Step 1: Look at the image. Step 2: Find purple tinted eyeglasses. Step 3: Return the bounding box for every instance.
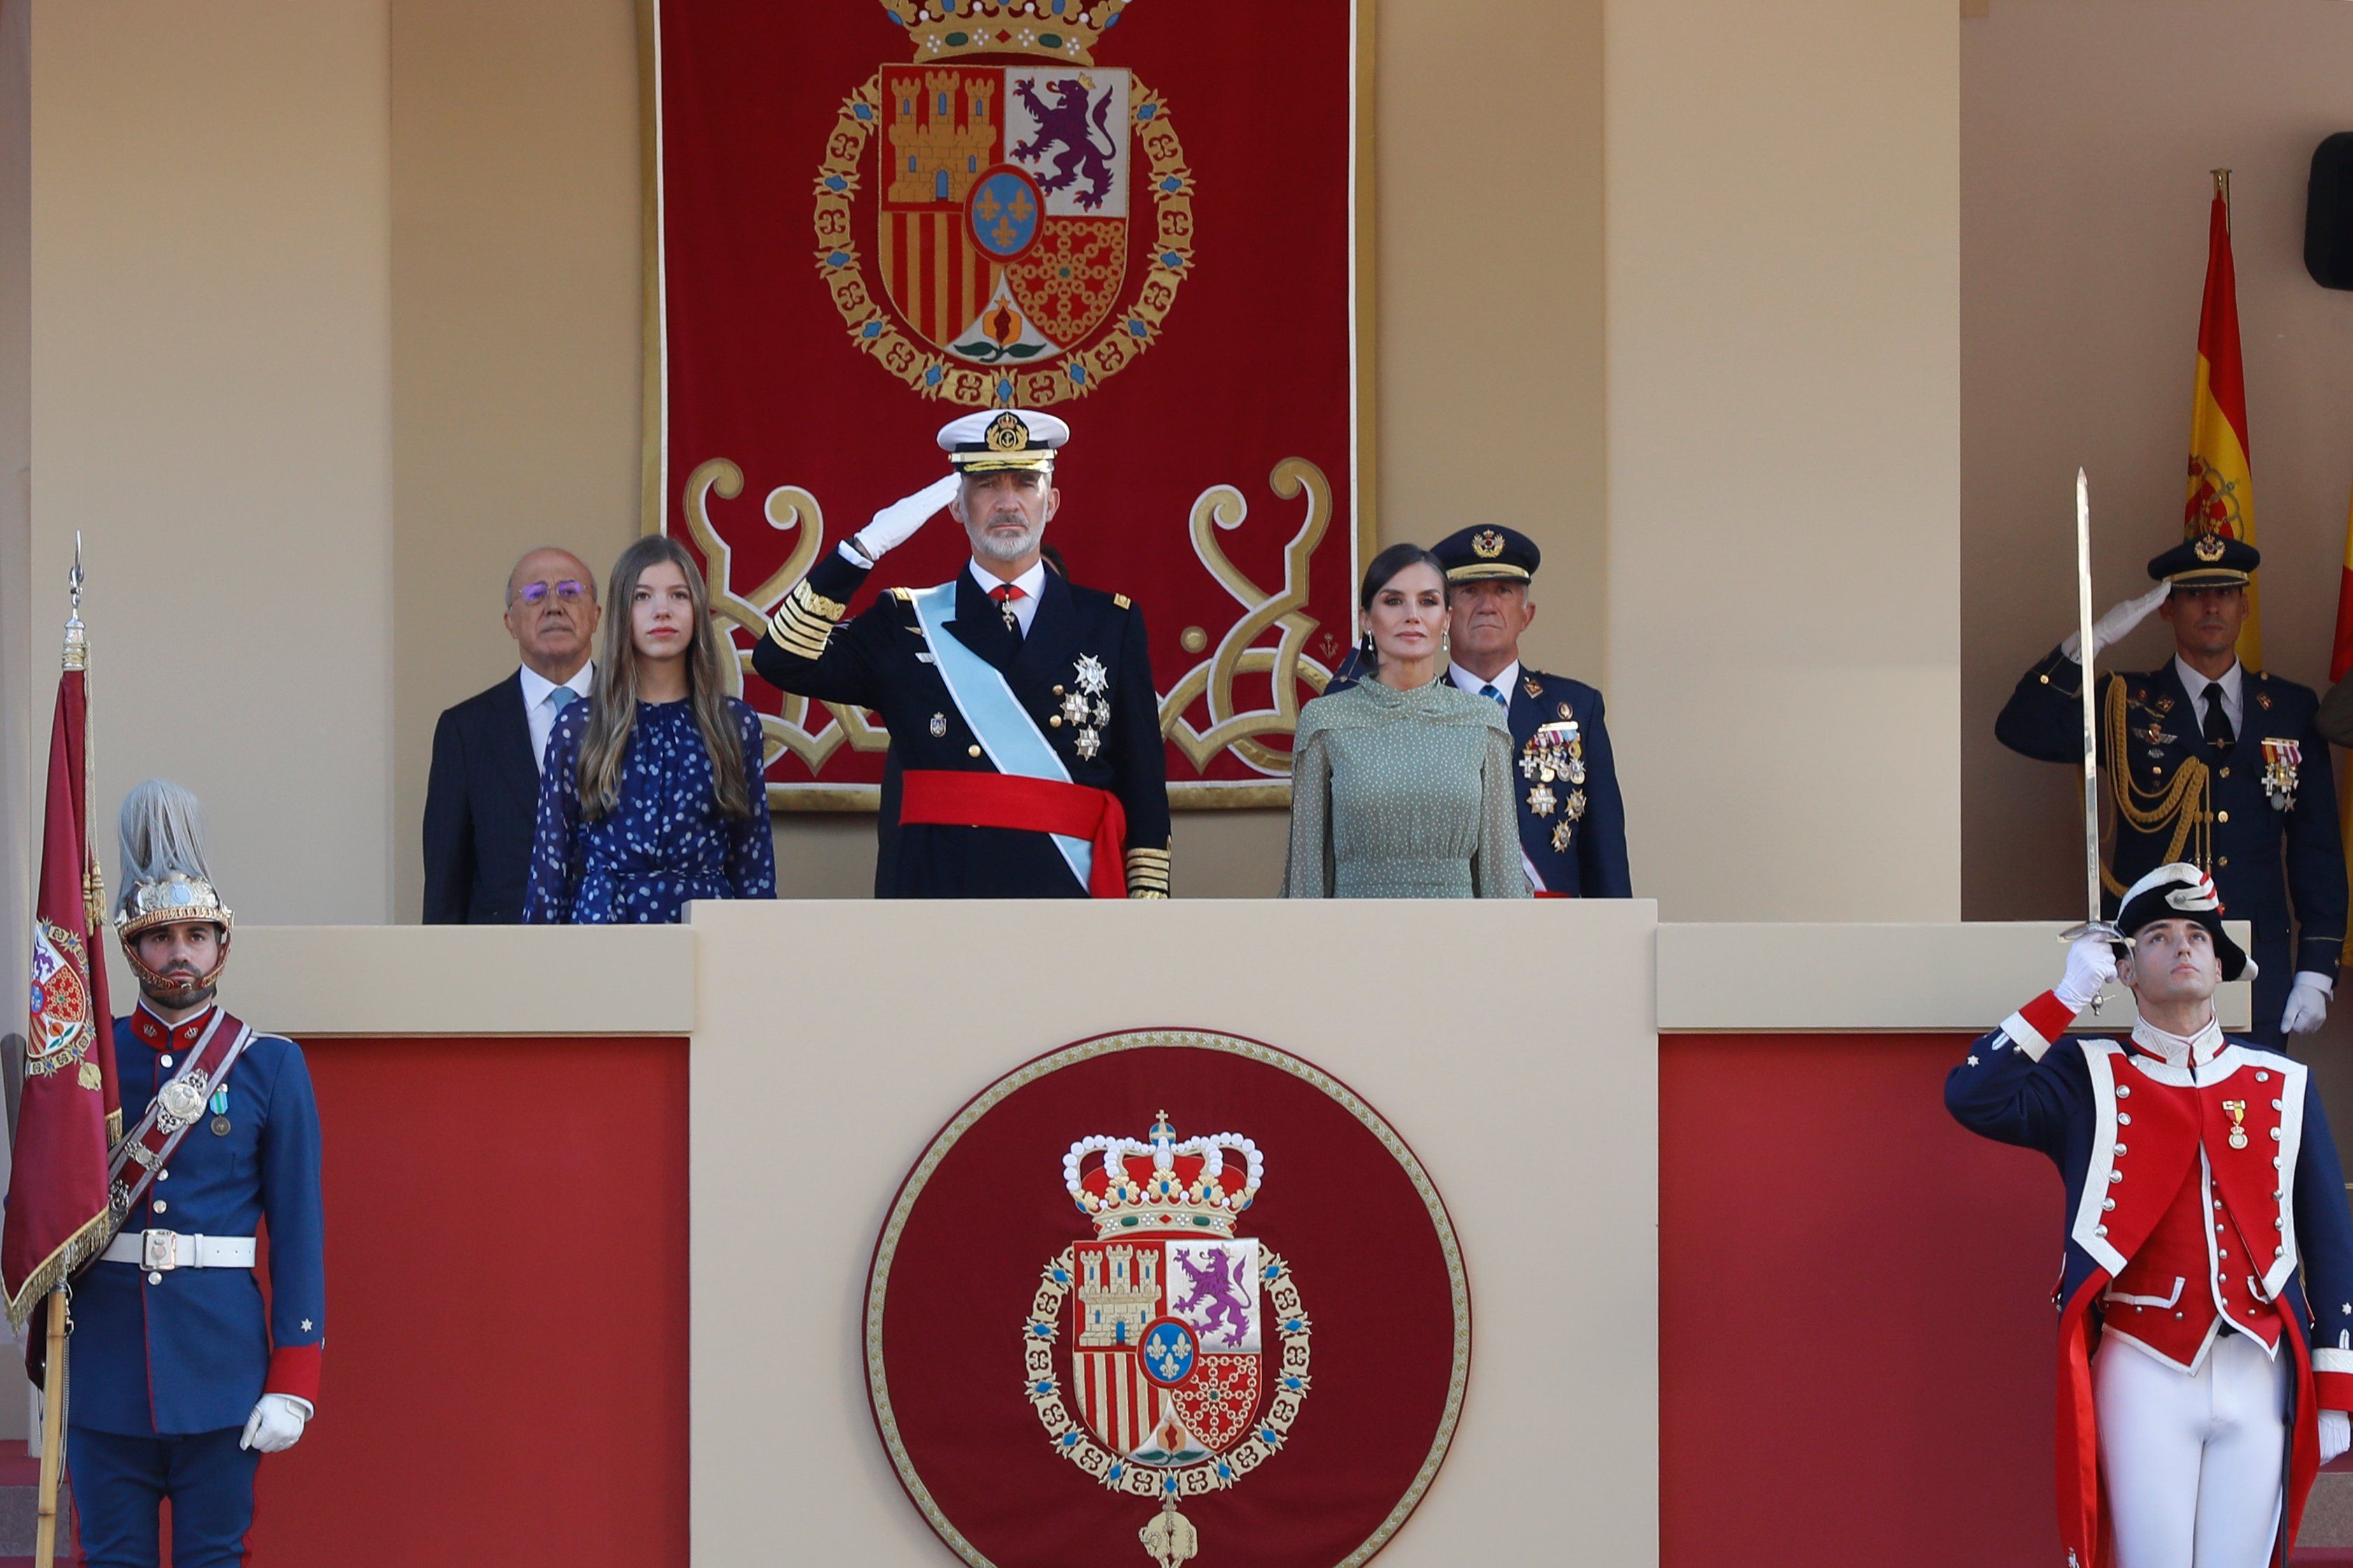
[515,580,589,606]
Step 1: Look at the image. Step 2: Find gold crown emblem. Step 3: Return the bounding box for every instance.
[1062,1111,1262,1239]
[2193,531,2226,563]
[878,0,1133,64]
[1471,529,1506,560]
[987,410,1029,451]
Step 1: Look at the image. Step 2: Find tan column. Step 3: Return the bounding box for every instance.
[31,0,395,921]
[1603,0,1961,920]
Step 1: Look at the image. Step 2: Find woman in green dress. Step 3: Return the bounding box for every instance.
[1283,544,1527,898]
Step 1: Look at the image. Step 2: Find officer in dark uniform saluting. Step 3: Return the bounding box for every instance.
[1428,525,1631,897]
[71,781,325,1568]
[1996,528,2345,1044]
[749,409,1171,898]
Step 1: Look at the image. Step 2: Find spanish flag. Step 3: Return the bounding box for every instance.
[2186,177,2259,666]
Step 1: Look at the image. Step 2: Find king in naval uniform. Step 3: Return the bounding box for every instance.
[1429,524,1629,898]
[749,410,1171,898]
[1996,528,2345,1045]
[1948,865,2353,1567]
[71,781,324,1568]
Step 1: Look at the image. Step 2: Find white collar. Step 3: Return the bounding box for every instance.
[1449,659,1522,703]
[2173,655,2241,711]
[520,661,593,708]
[2129,1010,2225,1070]
[968,558,1047,603]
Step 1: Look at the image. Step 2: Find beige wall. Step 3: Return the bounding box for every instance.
[0,0,29,1105]
[1604,0,1964,921]
[387,0,643,921]
[28,0,394,923]
[1961,0,2353,923]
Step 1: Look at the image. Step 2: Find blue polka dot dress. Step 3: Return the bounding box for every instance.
[523,696,776,923]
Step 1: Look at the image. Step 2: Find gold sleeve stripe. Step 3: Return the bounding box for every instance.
[1124,846,1171,897]
[766,580,849,657]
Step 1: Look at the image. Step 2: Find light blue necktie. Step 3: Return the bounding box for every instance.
[1479,683,1505,708]
[549,685,579,714]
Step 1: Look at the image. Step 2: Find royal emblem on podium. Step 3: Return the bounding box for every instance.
[815,0,1194,408]
[1023,1114,1311,1562]
[864,1030,1468,1568]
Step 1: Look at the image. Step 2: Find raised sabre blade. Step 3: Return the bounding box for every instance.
[2059,468,2124,988]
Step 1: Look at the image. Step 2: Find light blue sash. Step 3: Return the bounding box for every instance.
[906,583,1091,891]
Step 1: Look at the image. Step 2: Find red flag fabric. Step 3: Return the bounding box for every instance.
[2186,185,2260,666]
[3,663,120,1331]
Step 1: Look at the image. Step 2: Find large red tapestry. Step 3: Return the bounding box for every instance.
[865,1030,1470,1568]
[651,0,1366,807]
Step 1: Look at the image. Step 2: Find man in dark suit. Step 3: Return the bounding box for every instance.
[422,547,600,921]
[1430,524,1631,898]
[1996,528,2345,1044]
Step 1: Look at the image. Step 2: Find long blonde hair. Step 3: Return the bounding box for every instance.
[576,535,753,821]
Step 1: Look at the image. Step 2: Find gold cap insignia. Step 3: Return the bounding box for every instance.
[986,411,1028,452]
[2194,532,2226,563]
[1471,529,1506,560]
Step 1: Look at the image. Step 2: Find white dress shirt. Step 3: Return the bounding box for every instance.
[1445,660,1545,893]
[969,558,1048,636]
[2173,656,2243,740]
[519,661,594,774]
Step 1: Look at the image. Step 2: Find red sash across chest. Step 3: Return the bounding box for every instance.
[2096,1049,2291,1365]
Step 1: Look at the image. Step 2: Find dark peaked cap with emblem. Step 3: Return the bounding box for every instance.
[938,408,1070,474]
[1432,524,1541,584]
[2148,529,2259,590]
[2112,861,2253,981]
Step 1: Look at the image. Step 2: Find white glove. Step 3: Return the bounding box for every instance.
[847,473,961,563]
[2283,972,2334,1036]
[2060,583,2170,663]
[2055,932,2118,1014]
[2323,1409,2352,1466]
[240,1393,311,1453]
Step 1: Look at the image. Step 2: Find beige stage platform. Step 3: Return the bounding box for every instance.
[213,904,2247,1566]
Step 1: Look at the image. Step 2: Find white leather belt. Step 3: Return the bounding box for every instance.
[99,1230,257,1272]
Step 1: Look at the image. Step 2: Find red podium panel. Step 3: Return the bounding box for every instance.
[248,1035,689,1568]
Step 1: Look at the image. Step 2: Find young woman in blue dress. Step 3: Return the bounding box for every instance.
[524,536,775,923]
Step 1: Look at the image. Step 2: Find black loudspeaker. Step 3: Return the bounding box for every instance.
[2309,133,2353,289]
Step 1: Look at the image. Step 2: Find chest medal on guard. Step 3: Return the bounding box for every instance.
[2261,738,2301,811]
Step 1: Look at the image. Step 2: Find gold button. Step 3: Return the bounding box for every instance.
[1053,685,1065,695]
[1050,716,1063,727]
[2217,810,2229,823]
[2220,766,2231,778]
[2151,766,2161,776]
[968,745,982,758]
[2219,856,2230,868]
[2040,674,2051,684]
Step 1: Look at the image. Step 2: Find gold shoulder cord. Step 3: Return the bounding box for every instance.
[2099,675,2210,896]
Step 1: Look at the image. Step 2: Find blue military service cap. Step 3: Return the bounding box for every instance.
[2147,528,2259,590]
[938,408,1069,475]
[1431,524,1541,584]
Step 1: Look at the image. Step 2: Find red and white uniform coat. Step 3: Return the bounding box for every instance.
[1947,991,2353,1567]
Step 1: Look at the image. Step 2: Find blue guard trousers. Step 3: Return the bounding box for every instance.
[67,1425,259,1567]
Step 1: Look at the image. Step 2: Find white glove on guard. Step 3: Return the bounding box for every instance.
[848,473,961,563]
[2055,932,2119,1014]
[2322,1409,2351,1466]
[2283,972,2333,1037]
[2060,583,2170,664]
[240,1393,311,1454]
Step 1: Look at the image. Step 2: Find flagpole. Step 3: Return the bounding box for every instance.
[33,536,90,1568]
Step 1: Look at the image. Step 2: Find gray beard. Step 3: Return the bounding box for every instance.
[971,523,1041,563]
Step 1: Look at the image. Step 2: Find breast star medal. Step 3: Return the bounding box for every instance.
[2223,1100,2249,1149]
[1072,654,1110,760]
[1526,782,1557,817]
[1550,818,1575,853]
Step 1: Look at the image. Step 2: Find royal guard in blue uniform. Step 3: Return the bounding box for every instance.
[749,409,1171,898]
[1949,864,2353,1567]
[70,781,325,1567]
[1426,524,1629,897]
[1997,529,2345,1044]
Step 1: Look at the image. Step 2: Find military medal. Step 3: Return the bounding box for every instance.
[1526,782,1557,817]
[2223,1100,2249,1149]
[1072,654,1109,760]
[929,712,947,738]
[2261,738,2301,811]
[1550,818,1575,853]
[1061,691,1092,727]
[1075,728,1102,761]
[210,1086,230,1136]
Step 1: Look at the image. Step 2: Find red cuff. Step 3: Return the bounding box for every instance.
[2315,1369,2353,1415]
[2019,990,2077,1042]
[265,1343,322,1407]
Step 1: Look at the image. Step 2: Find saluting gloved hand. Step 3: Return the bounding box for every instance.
[240,1393,311,1454]
[2056,931,2119,1014]
[2060,583,2170,664]
[848,473,961,564]
[2323,1409,2352,1466]
[2283,972,2334,1037]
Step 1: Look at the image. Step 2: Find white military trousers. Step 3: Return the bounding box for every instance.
[2095,1330,2289,1568]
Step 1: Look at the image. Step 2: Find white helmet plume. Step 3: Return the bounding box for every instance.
[116,778,215,921]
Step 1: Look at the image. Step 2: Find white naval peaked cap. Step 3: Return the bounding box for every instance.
[937,408,1069,473]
